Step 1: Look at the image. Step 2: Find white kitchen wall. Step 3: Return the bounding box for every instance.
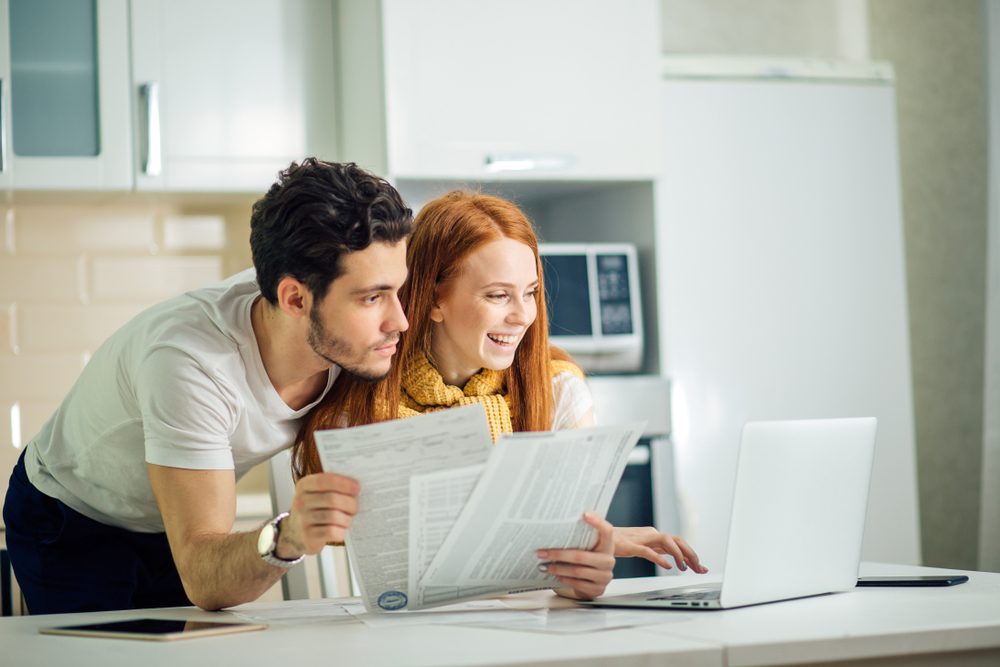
[0,196,257,523]
[660,0,869,60]
[868,0,988,571]
[980,0,1000,574]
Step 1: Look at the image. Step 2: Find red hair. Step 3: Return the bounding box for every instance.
[293,190,571,477]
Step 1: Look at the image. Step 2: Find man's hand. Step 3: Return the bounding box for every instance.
[276,472,360,560]
[537,512,616,600]
[148,464,360,610]
[612,526,708,573]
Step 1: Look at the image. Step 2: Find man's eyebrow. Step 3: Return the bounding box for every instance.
[350,284,396,295]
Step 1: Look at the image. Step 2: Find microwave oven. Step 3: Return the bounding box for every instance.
[538,243,643,373]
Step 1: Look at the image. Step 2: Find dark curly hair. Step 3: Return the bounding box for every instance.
[250,159,413,305]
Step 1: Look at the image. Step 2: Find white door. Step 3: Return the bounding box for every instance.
[130,0,337,192]
[657,63,921,568]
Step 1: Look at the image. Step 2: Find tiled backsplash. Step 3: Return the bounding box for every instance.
[0,196,266,524]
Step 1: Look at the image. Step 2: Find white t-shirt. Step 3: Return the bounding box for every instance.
[24,269,338,534]
[551,371,593,430]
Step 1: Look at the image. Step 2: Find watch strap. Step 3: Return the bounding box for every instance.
[260,512,305,568]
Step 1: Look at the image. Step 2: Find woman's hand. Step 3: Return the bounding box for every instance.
[537,512,615,600]
[613,526,708,573]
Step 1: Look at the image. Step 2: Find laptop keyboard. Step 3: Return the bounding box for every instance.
[649,588,721,601]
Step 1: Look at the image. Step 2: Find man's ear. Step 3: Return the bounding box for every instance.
[275,276,311,319]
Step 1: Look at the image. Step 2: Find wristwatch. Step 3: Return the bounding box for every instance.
[257,512,305,568]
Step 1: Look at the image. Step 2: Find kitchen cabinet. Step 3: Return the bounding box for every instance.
[0,0,133,190]
[130,0,337,192]
[339,0,662,180]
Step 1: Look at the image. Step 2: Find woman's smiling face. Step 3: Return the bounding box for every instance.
[429,237,539,388]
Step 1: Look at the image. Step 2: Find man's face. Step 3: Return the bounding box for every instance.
[307,240,409,382]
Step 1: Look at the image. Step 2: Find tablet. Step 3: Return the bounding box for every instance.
[856,575,969,587]
[39,618,268,641]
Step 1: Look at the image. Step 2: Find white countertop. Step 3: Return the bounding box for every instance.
[629,562,1000,666]
[3,562,998,667]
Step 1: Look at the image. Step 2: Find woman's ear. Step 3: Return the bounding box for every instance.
[429,303,444,323]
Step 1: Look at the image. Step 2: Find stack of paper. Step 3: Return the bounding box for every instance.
[314,404,643,612]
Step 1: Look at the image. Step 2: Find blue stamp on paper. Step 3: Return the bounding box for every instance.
[377,590,408,611]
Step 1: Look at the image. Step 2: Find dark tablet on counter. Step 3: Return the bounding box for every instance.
[39,618,268,641]
[857,575,969,587]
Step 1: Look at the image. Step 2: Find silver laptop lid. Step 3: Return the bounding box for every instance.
[720,417,878,609]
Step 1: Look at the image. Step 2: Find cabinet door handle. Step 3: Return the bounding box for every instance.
[140,82,161,176]
[485,153,576,172]
[0,79,6,174]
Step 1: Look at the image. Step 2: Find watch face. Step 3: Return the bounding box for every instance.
[257,522,276,557]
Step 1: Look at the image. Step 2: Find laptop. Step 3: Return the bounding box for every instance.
[578,417,878,610]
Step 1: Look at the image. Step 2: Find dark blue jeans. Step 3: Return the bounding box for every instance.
[3,450,191,615]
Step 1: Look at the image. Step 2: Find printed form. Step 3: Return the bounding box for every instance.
[314,405,493,613]
[315,403,644,612]
[413,425,643,609]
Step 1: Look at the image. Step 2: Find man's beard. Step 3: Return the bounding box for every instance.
[308,307,396,384]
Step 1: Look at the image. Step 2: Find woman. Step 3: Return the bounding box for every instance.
[295,191,705,598]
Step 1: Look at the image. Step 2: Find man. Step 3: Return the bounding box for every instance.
[3,159,412,614]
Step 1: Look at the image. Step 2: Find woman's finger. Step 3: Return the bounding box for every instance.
[537,549,615,573]
[537,513,618,599]
[543,558,614,600]
[653,534,690,571]
[673,536,709,573]
[582,512,615,553]
[551,576,607,600]
[615,540,673,569]
[540,559,613,583]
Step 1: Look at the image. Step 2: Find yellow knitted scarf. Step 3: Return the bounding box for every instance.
[399,351,584,441]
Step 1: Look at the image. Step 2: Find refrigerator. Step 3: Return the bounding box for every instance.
[656,57,922,569]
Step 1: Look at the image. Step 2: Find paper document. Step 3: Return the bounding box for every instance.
[408,464,484,599]
[413,424,643,609]
[316,404,644,613]
[313,404,494,613]
[346,599,537,628]
[460,607,682,634]
[227,599,361,624]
